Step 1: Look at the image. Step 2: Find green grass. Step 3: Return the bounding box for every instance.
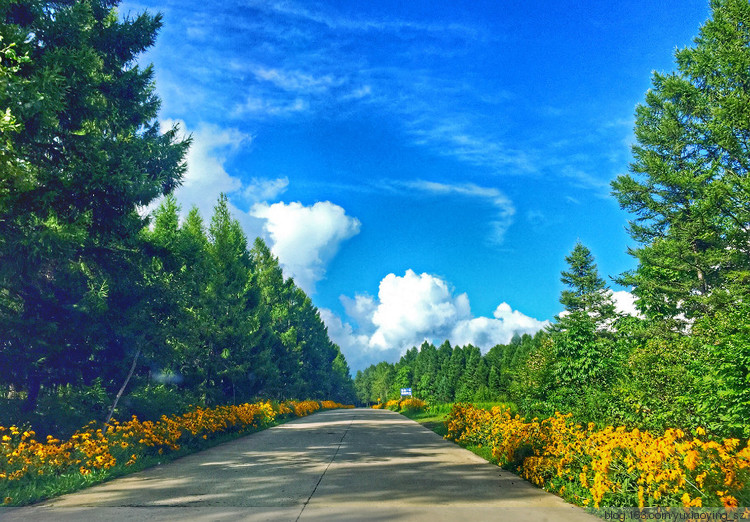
[471,401,518,415]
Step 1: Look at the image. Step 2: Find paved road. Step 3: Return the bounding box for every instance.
[1,408,598,521]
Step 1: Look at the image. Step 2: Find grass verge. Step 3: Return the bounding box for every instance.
[1,414,300,507]
[399,402,514,466]
[1,401,353,507]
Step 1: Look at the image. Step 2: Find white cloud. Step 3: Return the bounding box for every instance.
[250,201,361,294]
[345,85,372,100]
[253,67,343,93]
[451,303,548,350]
[340,294,378,335]
[369,270,472,350]
[318,308,395,373]
[242,177,289,203]
[408,119,535,173]
[561,166,612,198]
[401,180,516,244]
[323,270,548,372]
[233,96,309,117]
[146,120,357,296]
[159,119,249,220]
[611,290,641,317]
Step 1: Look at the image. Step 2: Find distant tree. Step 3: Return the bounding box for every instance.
[329,350,357,404]
[557,242,616,325]
[455,345,483,402]
[371,362,396,403]
[354,369,372,405]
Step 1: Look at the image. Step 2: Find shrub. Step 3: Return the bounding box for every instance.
[445,403,750,509]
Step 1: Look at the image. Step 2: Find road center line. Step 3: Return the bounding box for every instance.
[295,412,355,522]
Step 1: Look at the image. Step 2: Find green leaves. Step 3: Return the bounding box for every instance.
[0,0,189,410]
[612,0,750,322]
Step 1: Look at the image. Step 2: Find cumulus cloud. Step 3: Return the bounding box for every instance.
[611,290,641,317]
[318,308,394,373]
[250,201,361,294]
[163,119,249,220]
[146,120,359,296]
[369,270,472,350]
[323,270,548,372]
[340,294,378,335]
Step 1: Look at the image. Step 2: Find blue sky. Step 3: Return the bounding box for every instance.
[121,0,711,371]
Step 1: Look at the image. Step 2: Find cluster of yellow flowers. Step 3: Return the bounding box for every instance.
[399,397,427,413]
[445,403,750,509]
[1,399,351,503]
[320,400,353,410]
[371,397,426,413]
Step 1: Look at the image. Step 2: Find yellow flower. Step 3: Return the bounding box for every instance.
[721,495,739,509]
[683,450,699,471]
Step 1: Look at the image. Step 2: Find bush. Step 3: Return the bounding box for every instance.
[118,384,198,423]
[399,397,427,414]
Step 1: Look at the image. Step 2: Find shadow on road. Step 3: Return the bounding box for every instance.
[2,408,597,521]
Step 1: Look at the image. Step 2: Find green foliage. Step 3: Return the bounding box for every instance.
[0,0,189,411]
[558,242,615,321]
[118,384,198,423]
[610,335,704,433]
[611,0,750,322]
[692,302,750,438]
[358,0,750,442]
[0,1,356,433]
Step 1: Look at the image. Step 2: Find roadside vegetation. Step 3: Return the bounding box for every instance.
[444,403,750,510]
[359,0,750,511]
[1,1,359,507]
[1,400,353,506]
[0,0,356,444]
[356,0,750,441]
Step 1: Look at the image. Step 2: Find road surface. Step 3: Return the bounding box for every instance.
[1,408,598,521]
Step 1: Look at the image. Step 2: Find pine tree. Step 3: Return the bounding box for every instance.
[250,237,304,397]
[204,194,274,403]
[0,1,189,410]
[552,242,615,387]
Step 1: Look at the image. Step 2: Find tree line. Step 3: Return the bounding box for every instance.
[356,0,750,440]
[0,0,354,434]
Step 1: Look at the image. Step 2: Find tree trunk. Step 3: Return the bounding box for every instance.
[104,347,141,427]
[22,373,41,413]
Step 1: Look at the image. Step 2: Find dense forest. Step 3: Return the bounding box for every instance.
[0,0,355,435]
[356,0,750,440]
[2,0,750,445]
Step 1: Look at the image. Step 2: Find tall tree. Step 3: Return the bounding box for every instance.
[552,243,615,387]
[250,238,304,397]
[203,194,274,403]
[0,0,189,410]
[611,0,750,322]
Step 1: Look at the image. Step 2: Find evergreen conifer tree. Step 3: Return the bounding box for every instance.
[611,0,750,322]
